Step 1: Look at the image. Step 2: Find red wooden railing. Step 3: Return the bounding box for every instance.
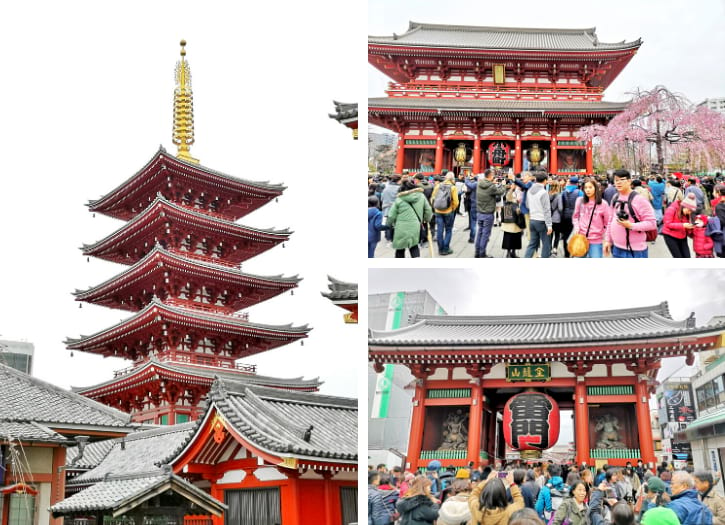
[183,516,212,525]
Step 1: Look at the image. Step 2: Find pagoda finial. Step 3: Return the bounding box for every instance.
[172,39,199,164]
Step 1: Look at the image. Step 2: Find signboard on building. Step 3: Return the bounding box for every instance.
[661,381,695,459]
[506,363,550,382]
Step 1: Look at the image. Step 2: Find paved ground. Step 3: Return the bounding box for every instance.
[374,212,679,258]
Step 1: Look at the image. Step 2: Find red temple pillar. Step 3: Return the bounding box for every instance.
[467,381,483,467]
[473,137,481,174]
[407,378,427,471]
[574,377,590,467]
[486,408,497,463]
[635,376,657,468]
[514,137,522,173]
[586,139,594,174]
[50,447,66,525]
[550,138,558,175]
[396,135,405,174]
[434,134,444,174]
[209,476,224,525]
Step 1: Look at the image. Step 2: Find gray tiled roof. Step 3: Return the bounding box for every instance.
[0,421,65,443]
[73,358,322,395]
[70,422,198,485]
[370,22,641,52]
[321,275,358,301]
[210,379,357,463]
[369,97,629,114]
[66,439,117,469]
[51,471,226,516]
[329,101,358,123]
[0,364,131,436]
[369,302,725,346]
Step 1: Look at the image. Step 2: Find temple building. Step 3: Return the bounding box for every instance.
[67,41,315,425]
[369,22,642,175]
[321,276,358,324]
[368,303,725,470]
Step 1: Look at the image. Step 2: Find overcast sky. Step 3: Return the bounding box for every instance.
[368,0,725,132]
[0,2,364,399]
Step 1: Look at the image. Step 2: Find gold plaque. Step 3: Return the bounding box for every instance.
[493,64,505,85]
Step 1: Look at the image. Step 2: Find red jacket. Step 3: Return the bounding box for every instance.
[662,200,691,239]
[692,215,714,255]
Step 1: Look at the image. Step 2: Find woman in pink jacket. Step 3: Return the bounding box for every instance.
[662,193,697,258]
[572,179,612,258]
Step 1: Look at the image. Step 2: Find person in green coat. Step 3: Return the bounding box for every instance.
[552,480,590,525]
[387,178,433,258]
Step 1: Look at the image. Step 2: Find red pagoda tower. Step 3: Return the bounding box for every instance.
[67,41,315,425]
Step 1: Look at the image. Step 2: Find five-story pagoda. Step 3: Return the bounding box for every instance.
[67,41,315,425]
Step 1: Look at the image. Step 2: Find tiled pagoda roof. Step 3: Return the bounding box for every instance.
[88,147,285,221]
[321,275,358,302]
[65,298,310,356]
[66,438,117,470]
[369,97,630,115]
[0,363,132,441]
[73,357,322,397]
[370,22,642,52]
[51,471,226,518]
[73,244,300,312]
[368,302,725,347]
[81,194,290,266]
[70,422,198,485]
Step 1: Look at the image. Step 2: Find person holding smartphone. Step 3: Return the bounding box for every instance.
[469,470,524,525]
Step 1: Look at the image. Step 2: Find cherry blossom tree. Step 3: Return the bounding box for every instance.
[579,86,725,172]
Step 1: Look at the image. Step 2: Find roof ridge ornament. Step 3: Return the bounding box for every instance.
[173,40,199,164]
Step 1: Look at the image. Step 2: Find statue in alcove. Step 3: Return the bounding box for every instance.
[595,414,627,449]
[438,409,469,450]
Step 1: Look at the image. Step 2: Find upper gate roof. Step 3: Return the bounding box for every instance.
[370,22,642,52]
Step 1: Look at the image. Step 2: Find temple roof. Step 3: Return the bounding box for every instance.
[82,194,290,266]
[51,471,226,518]
[369,302,725,347]
[88,147,285,221]
[70,422,198,485]
[369,96,630,115]
[329,101,358,125]
[204,378,357,464]
[66,438,117,470]
[370,22,642,52]
[65,298,310,356]
[74,244,300,312]
[73,357,322,396]
[321,275,358,302]
[0,363,132,441]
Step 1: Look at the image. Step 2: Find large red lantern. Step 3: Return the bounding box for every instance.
[503,392,560,451]
[487,141,511,167]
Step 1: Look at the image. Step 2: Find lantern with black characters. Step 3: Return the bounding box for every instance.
[503,391,560,451]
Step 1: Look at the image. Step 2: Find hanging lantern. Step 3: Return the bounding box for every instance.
[503,392,560,451]
[454,143,468,165]
[487,142,511,168]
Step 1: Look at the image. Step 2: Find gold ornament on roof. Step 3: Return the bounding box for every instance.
[173,39,199,164]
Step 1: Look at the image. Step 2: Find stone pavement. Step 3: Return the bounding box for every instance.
[374,212,678,258]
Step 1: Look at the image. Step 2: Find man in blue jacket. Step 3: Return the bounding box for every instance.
[666,471,713,525]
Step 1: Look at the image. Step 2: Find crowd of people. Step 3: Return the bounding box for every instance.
[368,459,724,525]
[368,170,725,258]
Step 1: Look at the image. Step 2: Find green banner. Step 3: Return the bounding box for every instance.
[372,292,405,418]
[506,363,550,382]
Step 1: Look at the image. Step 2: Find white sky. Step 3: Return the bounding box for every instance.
[368,0,725,132]
[0,2,365,399]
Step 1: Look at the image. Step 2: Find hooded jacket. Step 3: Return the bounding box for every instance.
[387,188,433,250]
[535,476,567,518]
[476,178,505,214]
[396,495,440,525]
[527,183,552,229]
[437,493,472,525]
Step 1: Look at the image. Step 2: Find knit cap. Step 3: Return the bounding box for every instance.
[641,506,680,525]
[455,468,470,479]
[681,192,698,211]
[427,460,441,472]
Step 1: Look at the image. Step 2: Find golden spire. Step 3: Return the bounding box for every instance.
[172,39,199,164]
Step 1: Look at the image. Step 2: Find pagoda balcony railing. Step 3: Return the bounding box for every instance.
[163,297,246,318]
[113,354,257,377]
[385,81,604,101]
[168,249,240,269]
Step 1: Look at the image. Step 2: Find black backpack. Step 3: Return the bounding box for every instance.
[612,192,658,243]
[561,190,579,221]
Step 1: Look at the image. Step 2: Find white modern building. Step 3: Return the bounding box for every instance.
[698,97,725,114]
[0,339,34,374]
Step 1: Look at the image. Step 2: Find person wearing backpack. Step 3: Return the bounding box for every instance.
[551,480,589,525]
[558,176,584,258]
[604,170,657,258]
[430,173,460,256]
[536,464,567,522]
